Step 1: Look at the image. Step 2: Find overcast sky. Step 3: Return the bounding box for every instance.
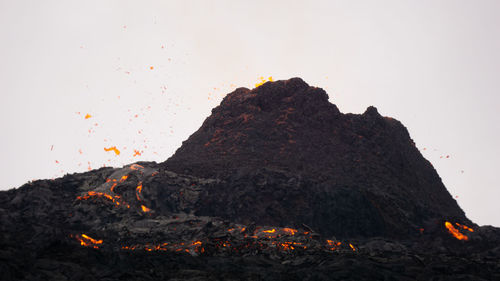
[0,0,498,227]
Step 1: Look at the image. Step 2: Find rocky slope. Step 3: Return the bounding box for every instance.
[163,78,468,238]
[1,78,499,280]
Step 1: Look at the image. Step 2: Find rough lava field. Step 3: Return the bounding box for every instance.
[1,78,499,280]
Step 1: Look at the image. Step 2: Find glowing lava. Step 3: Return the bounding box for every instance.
[455,222,474,232]
[76,164,156,213]
[136,182,143,200]
[445,221,471,241]
[77,191,130,208]
[282,228,298,236]
[326,240,342,251]
[73,234,103,249]
[73,226,360,255]
[255,76,273,88]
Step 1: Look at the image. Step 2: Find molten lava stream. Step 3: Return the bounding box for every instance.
[445,221,470,241]
[76,191,130,208]
[455,222,474,232]
[73,234,103,249]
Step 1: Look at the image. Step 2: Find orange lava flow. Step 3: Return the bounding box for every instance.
[110,183,118,192]
[136,182,143,201]
[282,228,298,236]
[455,222,474,232]
[326,240,342,251]
[74,234,103,249]
[85,114,92,119]
[77,191,129,208]
[262,229,276,233]
[349,243,356,251]
[141,205,151,212]
[109,176,128,192]
[445,221,469,241]
[104,146,120,155]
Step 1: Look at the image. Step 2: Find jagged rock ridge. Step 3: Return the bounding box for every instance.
[163,78,467,238]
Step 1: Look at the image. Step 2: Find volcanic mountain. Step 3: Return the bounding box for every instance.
[1,78,499,280]
[163,78,468,238]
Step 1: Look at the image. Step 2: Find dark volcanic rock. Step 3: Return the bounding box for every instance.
[1,78,499,280]
[163,78,468,238]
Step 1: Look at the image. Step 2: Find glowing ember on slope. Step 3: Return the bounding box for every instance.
[104,146,121,155]
[77,191,130,208]
[108,175,129,192]
[326,240,342,251]
[282,228,297,236]
[275,241,304,251]
[73,234,103,249]
[445,221,470,241]
[85,114,92,119]
[122,240,203,253]
[72,225,360,256]
[141,205,151,212]
[110,183,118,192]
[455,222,474,232]
[136,182,143,200]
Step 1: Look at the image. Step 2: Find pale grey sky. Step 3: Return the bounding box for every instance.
[0,0,498,227]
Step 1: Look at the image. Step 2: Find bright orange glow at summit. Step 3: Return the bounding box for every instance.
[255,76,273,87]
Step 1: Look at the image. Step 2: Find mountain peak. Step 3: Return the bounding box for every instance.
[161,78,467,237]
[363,105,380,117]
[219,77,334,114]
[166,78,342,177]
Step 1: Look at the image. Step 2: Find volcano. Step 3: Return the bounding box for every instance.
[163,78,467,238]
[1,78,499,280]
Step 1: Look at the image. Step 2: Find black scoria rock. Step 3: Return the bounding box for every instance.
[163,78,468,238]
